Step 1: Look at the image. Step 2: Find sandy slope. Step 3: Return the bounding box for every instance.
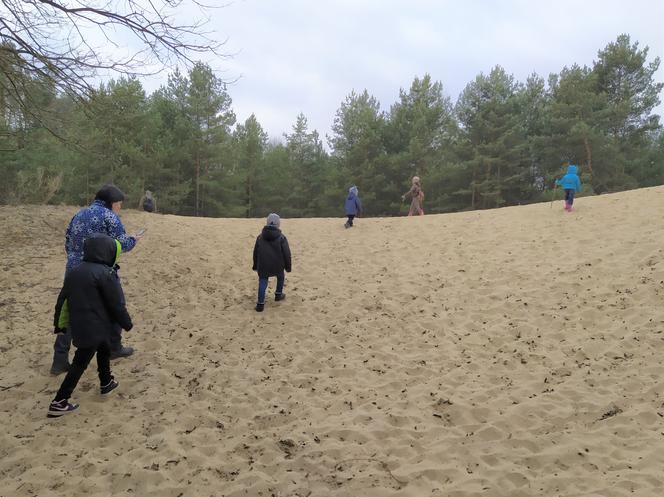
[1,188,664,497]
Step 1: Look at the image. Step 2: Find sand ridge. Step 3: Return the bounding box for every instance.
[1,187,664,496]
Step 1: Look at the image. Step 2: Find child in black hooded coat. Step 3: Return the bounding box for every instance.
[48,233,133,417]
[252,213,292,312]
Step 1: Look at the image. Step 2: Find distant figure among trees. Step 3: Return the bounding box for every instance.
[344,186,362,228]
[555,165,582,212]
[140,190,156,213]
[402,176,425,216]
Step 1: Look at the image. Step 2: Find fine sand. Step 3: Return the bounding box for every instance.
[1,187,664,497]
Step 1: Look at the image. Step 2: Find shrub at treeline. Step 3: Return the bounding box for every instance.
[1,35,662,217]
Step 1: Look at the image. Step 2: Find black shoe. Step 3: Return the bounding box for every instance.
[110,346,134,360]
[255,303,265,312]
[47,399,79,418]
[100,377,119,395]
[275,293,286,302]
[50,360,70,376]
[344,221,350,229]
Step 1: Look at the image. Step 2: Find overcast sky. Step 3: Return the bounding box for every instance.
[142,0,664,143]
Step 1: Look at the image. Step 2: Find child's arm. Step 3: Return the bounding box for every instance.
[252,238,259,271]
[99,271,133,331]
[576,176,582,192]
[53,285,69,333]
[281,236,292,273]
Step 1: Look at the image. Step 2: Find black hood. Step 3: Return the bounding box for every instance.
[261,225,282,241]
[83,234,118,266]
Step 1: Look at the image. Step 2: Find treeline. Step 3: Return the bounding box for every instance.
[1,34,662,217]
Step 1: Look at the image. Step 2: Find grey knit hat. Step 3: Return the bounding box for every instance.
[266,213,281,227]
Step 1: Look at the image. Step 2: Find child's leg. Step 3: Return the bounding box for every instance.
[109,323,121,352]
[348,215,355,227]
[275,271,285,296]
[257,277,269,304]
[53,347,96,401]
[51,328,72,373]
[564,189,574,210]
[96,342,113,386]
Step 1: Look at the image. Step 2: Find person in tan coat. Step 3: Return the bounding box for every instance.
[402,176,424,216]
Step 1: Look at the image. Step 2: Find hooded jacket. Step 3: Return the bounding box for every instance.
[556,165,582,192]
[54,234,133,348]
[252,226,292,278]
[64,199,136,272]
[344,187,362,216]
[142,191,155,212]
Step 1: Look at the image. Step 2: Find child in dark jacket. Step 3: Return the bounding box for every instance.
[48,233,133,417]
[252,213,292,312]
[344,186,362,228]
[555,165,582,212]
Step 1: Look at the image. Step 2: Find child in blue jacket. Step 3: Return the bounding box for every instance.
[555,165,582,212]
[344,186,362,228]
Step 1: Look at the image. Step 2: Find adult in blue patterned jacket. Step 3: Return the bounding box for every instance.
[50,184,142,375]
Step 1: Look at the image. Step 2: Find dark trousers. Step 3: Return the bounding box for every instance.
[564,189,575,205]
[54,341,112,401]
[257,271,285,304]
[346,214,355,227]
[54,324,122,362]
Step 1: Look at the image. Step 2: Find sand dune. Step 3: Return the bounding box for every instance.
[1,187,664,497]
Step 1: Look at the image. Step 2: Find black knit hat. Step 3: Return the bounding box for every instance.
[95,184,125,209]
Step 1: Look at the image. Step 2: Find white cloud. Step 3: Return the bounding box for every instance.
[135,0,664,141]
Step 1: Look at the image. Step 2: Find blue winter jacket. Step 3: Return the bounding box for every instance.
[344,189,362,216]
[556,165,582,192]
[64,200,136,272]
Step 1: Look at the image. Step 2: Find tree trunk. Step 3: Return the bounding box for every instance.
[109,127,114,182]
[195,152,200,216]
[496,164,501,208]
[484,161,491,209]
[583,136,593,174]
[246,160,254,218]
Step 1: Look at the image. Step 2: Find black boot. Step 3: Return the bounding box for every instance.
[50,355,70,376]
[275,293,286,302]
[255,303,265,312]
[110,346,134,360]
